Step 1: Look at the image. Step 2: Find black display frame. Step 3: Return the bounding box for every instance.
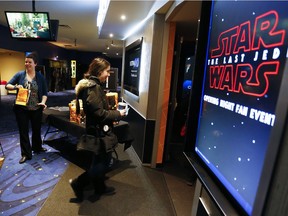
[123,37,143,96]
[5,11,53,41]
[184,1,288,215]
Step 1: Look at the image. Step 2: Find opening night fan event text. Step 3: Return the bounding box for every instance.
[204,10,287,127]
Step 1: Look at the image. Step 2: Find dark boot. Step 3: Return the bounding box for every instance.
[69,178,83,201]
[94,177,115,196]
[69,172,90,201]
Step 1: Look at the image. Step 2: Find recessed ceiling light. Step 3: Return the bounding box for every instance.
[120,15,126,20]
[109,33,114,38]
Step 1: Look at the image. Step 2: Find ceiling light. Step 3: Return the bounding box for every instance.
[109,33,114,38]
[120,15,126,20]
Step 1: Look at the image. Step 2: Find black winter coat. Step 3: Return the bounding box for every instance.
[75,77,121,152]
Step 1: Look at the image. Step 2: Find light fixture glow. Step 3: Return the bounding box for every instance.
[120,15,126,20]
[124,17,147,39]
[123,0,168,40]
[97,0,111,34]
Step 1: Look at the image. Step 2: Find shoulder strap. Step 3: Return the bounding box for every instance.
[76,86,89,115]
[76,97,81,115]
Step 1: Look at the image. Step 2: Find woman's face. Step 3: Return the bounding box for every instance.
[98,66,111,83]
[25,58,36,71]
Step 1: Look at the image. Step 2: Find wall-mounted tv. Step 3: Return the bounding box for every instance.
[123,37,143,96]
[5,11,53,41]
[191,0,288,215]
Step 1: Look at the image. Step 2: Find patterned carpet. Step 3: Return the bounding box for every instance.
[0,130,68,216]
[0,90,75,215]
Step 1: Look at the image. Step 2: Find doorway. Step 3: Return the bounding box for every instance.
[163,27,196,182]
[161,0,201,169]
[167,38,195,147]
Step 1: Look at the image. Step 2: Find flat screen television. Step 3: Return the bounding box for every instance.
[50,19,59,41]
[123,37,143,96]
[190,0,288,215]
[5,11,53,40]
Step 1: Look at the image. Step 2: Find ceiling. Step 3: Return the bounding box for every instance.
[0,0,201,58]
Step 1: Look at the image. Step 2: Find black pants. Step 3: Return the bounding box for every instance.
[76,152,111,193]
[14,105,43,158]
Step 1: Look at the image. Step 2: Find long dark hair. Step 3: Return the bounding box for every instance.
[86,58,110,77]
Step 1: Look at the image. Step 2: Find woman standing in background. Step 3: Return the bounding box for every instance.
[5,52,48,164]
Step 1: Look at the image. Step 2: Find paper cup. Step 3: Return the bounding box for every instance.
[118,102,127,110]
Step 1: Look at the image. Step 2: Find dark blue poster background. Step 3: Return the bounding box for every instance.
[123,46,141,96]
[195,1,288,215]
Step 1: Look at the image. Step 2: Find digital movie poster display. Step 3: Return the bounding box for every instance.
[123,38,143,96]
[194,1,288,215]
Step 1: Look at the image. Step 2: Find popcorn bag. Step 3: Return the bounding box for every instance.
[15,88,29,106]
[69,99,85,124]
[106,92,118,110]
[69,100,77,123]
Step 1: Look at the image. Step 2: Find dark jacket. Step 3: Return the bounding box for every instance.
[6,70,48,102]
[75,76,121,153]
